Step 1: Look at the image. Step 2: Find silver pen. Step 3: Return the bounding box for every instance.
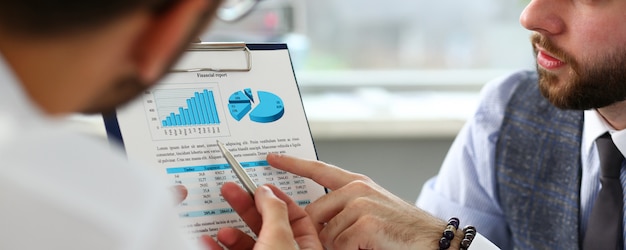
[216,140,258,196]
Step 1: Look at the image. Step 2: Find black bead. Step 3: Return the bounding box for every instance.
[439,237,451,250]
[448,217,460,229]
[443,229,455,240]
[462,225,476,233]
[460,238,472,248]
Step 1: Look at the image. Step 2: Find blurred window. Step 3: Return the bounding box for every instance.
[201,0,534,136]
[203,0,533,72]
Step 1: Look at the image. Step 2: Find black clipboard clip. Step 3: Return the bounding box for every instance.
[170,42,252,73]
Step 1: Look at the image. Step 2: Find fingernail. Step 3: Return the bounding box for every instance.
[257,185,275,198]
[258,185,271,193]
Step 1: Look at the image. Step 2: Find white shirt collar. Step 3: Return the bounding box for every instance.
[584,109,626,158]
[0,52,47,142]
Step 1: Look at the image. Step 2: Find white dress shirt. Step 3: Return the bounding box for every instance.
[0,54,199,249]
[417,70,626,249]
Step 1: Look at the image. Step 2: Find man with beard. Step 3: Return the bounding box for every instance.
[417,1,626,249]
[259,0,626,249]
[0,0,322,249]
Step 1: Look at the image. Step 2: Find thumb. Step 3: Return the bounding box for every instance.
[254,185,297,247]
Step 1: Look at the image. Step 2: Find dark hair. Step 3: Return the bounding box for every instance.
[0,0,171,37]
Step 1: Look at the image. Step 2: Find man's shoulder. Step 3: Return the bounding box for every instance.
[0,122,118,161]
[471,69,538,121]
[479,69,537,99]
[0,123,184,249]
[0,122,166,201]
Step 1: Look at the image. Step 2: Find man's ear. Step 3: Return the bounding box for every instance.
[133,0,218,84]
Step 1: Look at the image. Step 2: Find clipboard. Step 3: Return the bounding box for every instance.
[104,42,282,147]
[102,42,325,240]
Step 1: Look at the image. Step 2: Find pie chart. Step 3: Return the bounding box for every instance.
[228,88,284,123]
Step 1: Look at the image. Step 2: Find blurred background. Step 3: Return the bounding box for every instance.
[75,0,534,202]
[202,0,534,202]
[206,0,533,70]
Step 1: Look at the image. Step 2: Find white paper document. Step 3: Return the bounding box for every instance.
[104,43,326,240]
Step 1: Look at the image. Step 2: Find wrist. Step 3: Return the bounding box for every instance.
[437,218,477,250]
[448,228,465,250]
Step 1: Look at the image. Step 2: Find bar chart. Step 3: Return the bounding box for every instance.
[160,89,220,127]
[143,86,230,140]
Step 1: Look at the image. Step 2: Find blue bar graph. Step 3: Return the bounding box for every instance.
[161,90,220,127]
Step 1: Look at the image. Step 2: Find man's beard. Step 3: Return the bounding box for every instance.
[80,73,148,114]
[532,33,626,110]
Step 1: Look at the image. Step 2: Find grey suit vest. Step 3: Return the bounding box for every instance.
[495,71,584,249]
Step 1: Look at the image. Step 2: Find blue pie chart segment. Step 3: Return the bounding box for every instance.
[250,91,284,123]
[244,88,254,102]
[229,91,250,103]
[227,90,284,123]
[229,102,252,121]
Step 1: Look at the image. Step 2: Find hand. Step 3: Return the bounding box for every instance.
[267,153,453,250]
[201,182,323,250]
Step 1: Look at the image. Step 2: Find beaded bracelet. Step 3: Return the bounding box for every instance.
[438,217,459,250]
[438,218,476,250]
[460,225,476,250]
